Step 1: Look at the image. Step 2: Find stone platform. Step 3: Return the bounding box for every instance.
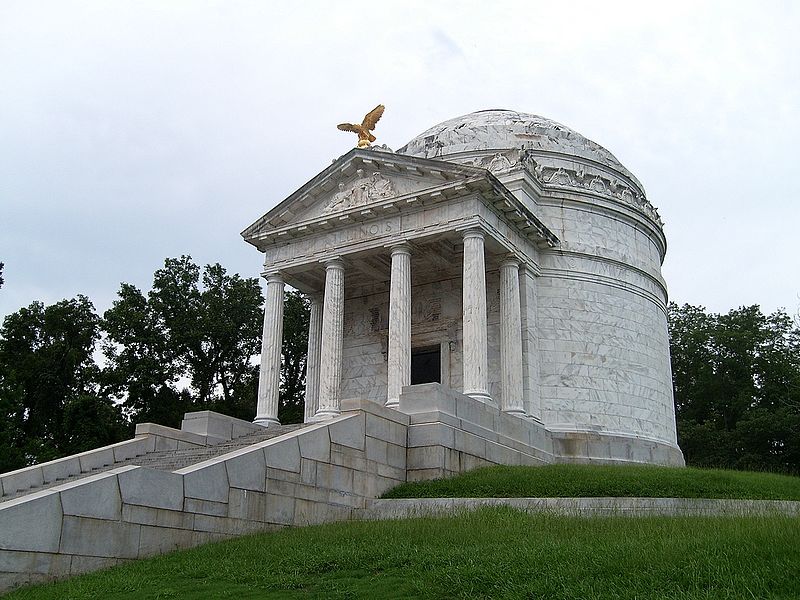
[0,384,682,592]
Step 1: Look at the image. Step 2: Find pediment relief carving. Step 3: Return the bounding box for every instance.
[293,168,459,222]
[322,169,396,214]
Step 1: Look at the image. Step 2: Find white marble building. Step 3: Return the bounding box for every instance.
[0,109,690,592]
[242,109,683,466]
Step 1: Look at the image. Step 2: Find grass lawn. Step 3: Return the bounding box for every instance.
[381,464,800,500]
[6,508,799,599]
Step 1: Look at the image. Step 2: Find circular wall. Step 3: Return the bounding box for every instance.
[400,110,681,460]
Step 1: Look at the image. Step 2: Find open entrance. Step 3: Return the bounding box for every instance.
[411,345,441,385]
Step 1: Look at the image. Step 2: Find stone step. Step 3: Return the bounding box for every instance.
[0,422,307,503]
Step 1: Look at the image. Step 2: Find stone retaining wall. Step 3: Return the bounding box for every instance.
[1,386,684,592]
[0,411,262,502]
[0,407,408,591]
[363,497,800,519]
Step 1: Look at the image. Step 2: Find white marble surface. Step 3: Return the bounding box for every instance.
[461,229,491,403]
[499,258,524,415]
[244,108,680,448]
[386,244,411,407]
[397,109,642,191]
[303,296,323,422]
[254,274,283,426]
[315,260,345,420]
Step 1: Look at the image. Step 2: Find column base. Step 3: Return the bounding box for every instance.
[310,409,341,422]
[384,400,399,410]
[253,416,281,427]
[464,391,493,404]
[502,408,527,417]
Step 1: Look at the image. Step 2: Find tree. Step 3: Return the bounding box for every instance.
[279,291,310,424]
[0,257,311,471]
[669,302,800,473]
[0,296,127,468]
[162,260,263,420]
[103,256,264,425]
[0,375,25,472]
[102,282,190,427]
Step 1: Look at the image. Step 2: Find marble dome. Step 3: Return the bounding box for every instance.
[398,109,640,187]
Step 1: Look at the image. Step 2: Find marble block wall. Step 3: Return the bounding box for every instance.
[0,408,409,592]
[536,273,676,443]
[534,192,677,446]
[340,275,514,410]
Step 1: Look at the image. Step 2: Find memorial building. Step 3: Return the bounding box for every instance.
[243,109,683,465]
[0,109,685,590]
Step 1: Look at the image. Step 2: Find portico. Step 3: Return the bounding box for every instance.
[245,148,555,427]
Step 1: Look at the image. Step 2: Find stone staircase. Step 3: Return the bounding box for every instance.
[0,423,306,503]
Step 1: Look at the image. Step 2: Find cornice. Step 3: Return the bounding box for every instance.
[440,148,664,230]
[242,151,560,252]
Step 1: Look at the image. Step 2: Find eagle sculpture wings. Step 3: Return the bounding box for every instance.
[338,104,385,148]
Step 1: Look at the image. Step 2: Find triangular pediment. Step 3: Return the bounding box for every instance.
[242,150,484,242]
[290,167,438,222]
[242,148,559,251]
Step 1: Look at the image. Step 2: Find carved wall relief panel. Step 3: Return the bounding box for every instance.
[412,296,442,324]
[323,169,396,214]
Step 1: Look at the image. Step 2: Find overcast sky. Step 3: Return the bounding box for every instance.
[1,0,798,323]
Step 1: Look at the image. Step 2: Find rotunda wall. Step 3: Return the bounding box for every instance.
[399,109,680,450]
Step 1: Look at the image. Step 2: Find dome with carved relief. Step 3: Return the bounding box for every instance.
[398,109,639,186]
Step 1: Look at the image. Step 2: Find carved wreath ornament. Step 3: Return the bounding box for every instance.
[323,169,395,213]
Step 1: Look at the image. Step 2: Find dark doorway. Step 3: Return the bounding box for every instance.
[411,346,441,385]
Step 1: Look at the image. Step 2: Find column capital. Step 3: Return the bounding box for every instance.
[461,228,485,242]
[500,255,521,269]
[307,292,324,305]
[263,271,285,284]
[387,242,412,256]
[322,257,345,271]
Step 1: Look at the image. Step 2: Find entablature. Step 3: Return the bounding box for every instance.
[241,149,559,254]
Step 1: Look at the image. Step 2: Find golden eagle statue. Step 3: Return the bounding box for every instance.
[337,104,385,148]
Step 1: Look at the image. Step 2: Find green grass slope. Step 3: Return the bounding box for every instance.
[381,464,800,500]
[7,508,800,599]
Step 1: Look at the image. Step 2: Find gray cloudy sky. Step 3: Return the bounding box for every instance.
[1,0,798,322]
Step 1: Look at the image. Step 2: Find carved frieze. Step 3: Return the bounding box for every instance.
[457,150,521,173]
[323,169,396,214]
[521,153,664,227]
[487,152,513,173]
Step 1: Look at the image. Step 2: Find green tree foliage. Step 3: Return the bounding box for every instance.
[278,291,309,424]
[104,256,265,426]
[0,257,311,472]
[0,296,128,469]
[102,281,190,428]
[669,302,800,473]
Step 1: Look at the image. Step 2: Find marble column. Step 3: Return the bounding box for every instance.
[519,266,542,421]
[314,259,345,420]
[303,294,323,422]
[461,229,491,402]
[254,273,284,426]
[500,257,525,415]
[386,243,411,408]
